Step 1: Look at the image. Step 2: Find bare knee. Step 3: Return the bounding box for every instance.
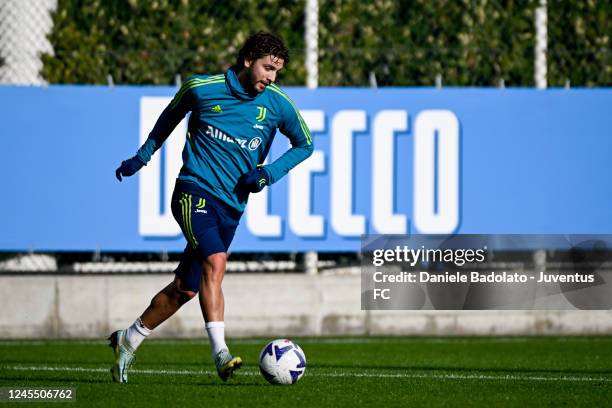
[175,278,197,305]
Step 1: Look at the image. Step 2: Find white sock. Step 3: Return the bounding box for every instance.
[205,321,228,358]
[125,317,152,350]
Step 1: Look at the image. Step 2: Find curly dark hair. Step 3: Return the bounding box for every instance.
[236,31,290,67]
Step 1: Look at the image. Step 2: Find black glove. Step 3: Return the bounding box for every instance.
[237,167,270,193]
[115,156,145,181]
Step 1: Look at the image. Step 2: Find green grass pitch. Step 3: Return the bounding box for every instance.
[1,336,611,407]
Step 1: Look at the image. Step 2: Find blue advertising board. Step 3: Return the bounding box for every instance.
[0,86,611,252]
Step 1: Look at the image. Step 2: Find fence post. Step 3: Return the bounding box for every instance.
[305,0,318,89]
[535,0,548,89]
[303,0,319,273]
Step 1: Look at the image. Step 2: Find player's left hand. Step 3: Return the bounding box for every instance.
[237,167,270,193]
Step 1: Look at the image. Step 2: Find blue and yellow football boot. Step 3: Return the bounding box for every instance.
[214,349,242,381]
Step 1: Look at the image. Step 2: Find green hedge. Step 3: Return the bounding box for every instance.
[548,1,611,87]
[42,0,610,86]
[319,0,537,86]
[42,0,306,85]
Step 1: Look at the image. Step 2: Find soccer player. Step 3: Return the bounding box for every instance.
[111,31,313,383]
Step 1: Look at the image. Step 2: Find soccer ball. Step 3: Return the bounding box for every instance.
[258,339,306,385]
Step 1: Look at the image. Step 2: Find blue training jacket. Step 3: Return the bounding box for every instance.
[135,65,313,212]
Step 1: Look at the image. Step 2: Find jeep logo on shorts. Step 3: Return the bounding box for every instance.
[248,137,262,151]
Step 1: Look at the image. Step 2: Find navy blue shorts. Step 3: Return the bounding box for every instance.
[171,180,242,293]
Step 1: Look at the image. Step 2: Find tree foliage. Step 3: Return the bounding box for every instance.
[548,0,611,87]
[42,0,306,85]
[319,0,538,86]
[42,0,610,86]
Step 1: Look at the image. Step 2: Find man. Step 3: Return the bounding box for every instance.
[111,31,313,383]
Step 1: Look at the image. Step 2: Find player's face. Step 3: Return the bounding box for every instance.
[245,55,285,93]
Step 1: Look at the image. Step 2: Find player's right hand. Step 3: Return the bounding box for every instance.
[115,156,145,181]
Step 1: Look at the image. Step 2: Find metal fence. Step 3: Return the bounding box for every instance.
[0,0,56,84]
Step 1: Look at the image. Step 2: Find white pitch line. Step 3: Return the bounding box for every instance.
[2,366,227,376]
[2,365,611,383]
